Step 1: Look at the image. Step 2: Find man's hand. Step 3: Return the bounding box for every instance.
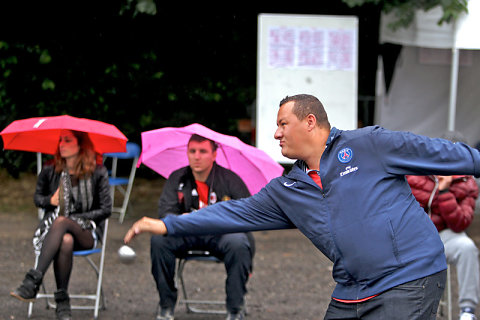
[124,217,168,244]
[50,188,59,206]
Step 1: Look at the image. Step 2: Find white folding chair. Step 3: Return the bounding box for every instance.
[27,219,109,320]
[103,142,141,223]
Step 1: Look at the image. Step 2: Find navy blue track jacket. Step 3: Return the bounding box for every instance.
[163,126,480,300]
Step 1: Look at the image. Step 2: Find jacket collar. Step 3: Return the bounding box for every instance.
[286,127,341,181]
[327,127,341,146]
[295,127,341,172]
[183,162,218,187]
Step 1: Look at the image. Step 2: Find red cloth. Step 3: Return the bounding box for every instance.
[406,175,478,232]
[195,180,209,208]
[308,170,322,189]
[333,294,378,303]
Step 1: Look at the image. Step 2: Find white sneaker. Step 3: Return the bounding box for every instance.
[460,312,477,320]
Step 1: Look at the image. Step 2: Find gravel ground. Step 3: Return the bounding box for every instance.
[1,175,478,319]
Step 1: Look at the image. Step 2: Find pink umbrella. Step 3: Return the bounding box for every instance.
[1,115,127,155]
[138,123,284,195]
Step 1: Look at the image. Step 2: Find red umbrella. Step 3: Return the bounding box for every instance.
[0,115,128,155]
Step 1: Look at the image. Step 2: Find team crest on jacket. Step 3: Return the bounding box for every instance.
[209,192,217,204]
[337,148,353,163]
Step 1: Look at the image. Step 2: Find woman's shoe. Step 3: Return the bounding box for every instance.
[10,269,43,302]
[54,289,72,320]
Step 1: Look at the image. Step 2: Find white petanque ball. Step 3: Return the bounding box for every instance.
[118,245,136,264]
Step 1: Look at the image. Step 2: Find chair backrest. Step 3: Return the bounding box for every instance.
[104,142,141,160]
[103,142,141,223]
[104,142,141,180]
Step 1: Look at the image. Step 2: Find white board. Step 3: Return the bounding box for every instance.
[256,13,358,163]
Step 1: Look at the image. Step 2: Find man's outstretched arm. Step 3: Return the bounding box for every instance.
[124,216,167,244]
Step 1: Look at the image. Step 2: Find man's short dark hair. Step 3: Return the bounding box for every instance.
[279,94,331,129]
[188,134,218,151]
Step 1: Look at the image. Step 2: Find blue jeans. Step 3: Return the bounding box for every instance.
[324,270,447,320]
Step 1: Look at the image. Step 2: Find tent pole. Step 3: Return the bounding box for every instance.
[448,47,459,132]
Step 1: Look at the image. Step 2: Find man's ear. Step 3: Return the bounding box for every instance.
[306,114,317,131]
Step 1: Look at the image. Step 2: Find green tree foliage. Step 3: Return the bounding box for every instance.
[342,0,468,30]
[0,6,257,177]
[0,2,390,177]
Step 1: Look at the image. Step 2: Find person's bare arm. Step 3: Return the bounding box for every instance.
[124,217,168,244]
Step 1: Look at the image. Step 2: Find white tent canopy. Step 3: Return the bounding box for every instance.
[380,0,480,50]
[376,0,480,145]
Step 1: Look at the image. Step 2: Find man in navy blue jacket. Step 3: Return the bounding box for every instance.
[126,94,480,319]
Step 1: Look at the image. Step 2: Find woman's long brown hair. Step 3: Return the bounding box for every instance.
[54,130,97,178]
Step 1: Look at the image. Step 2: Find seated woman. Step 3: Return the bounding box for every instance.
[10,129,111,320]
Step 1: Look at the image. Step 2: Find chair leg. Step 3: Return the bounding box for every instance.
[439,265,452,320]
[176,258,227,315]
[118,188,132,223]
[27,259,36,318]
[94,219,108,319]
[176,259,191,312]
[446,265,452,320]
[109,156,138,224]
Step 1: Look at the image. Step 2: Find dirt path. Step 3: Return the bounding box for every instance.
[1,211,334,320]
[1,176,478,319]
